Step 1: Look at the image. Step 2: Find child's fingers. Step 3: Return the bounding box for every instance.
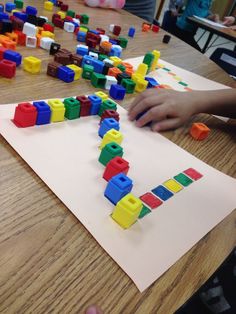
[128,95,166,121]
[135,105,167,127]
[129,89,161,113]
[152,118,181,132]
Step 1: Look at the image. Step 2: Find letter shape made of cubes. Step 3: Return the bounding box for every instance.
[104,173,133,205]
[111,193,143,229]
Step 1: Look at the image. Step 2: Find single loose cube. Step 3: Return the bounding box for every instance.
[112,193,142,229]
[128,27,135,37]
[109,84,126,100]
[47,99,65,122]
[44,1,53,11]
[23,56,41,73]
[190,122,210,140]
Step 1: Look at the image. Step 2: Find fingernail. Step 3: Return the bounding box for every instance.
[86,306,99,314]
[154,125,160,132]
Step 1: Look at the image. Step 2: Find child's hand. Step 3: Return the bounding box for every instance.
[128,89,198,132]
[223,16,236,26]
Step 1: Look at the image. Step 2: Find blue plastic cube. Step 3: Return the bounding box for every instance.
[0,4,4,12]
[76,45,89,56]
[57,66,75,83]
[88,94,102,115]
[98,118,120,138]
[26,6,37,16]
[109,84,126,100]
[91,59,104,73]
[151,185,173,201]
[104,173,133,205]
[13,12,27,22]
[128,27,135,37]
[81,55,94,67]
[145,77,159,88]
[4,50,22,66]
[0,12,9,20]
[89,29,100,35]
[77,31,86,42]
[109,39,117,45]
[5,2,16,12]
[109,47,121,57]
[33,101,52,125]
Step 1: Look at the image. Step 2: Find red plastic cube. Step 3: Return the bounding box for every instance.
[0,59,16,78]
[43,23,54,33]
[113,25,121,36]
[76,96,91,116]
[13,103,37,127]
[100,110,120,123]
[0,46,7,60]
[14,30,26,45]
[103,156,129,181]
[152,25,160,33]
[60,4,68,11]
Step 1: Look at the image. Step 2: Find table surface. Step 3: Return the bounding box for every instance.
[188,16,236,42]
[0,1,236,313]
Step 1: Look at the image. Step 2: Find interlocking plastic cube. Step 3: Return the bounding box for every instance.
[13,102,37,127]
[121,78,135,94]
[33,101,51,125]
[44,1,53,11]
[47,99,65,122]
[190,122,210,140]
[0,59,16,78]
[135,78,148,92]
[99,142,123,166]
[26,6,37,15]
[128,27,135,37]
[76,96,91,116]
[100,128,123,149]
[109,84,126,100]
[23,56,41,73]
[103,156,129,181]
[26,36,37,48]
[88,94,102,115]
[5,2,16,12]
[66,64,82,80]
[112,193,142,228]
[57,65,75,82]
[40,37,55,50]
[98,118,120,138]
[64,22,75,32]
[95,91,108,102]
[98,98,117,116]
[104,173,133,205]
[23,22,37,36]
[105,75,117,90]
[64,97,80,119]
[3,50,22,66]
[91,72,106,88]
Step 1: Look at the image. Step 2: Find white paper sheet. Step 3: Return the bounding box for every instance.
[0,97,235,291]
[193,16,227,28]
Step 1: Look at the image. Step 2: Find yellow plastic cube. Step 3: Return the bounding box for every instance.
[79,27,88,33]
[47,99,65,122]
[44,1,53,11]
[41,31,55,39]
[95,91,108,101]
[100,129,123,149]
[135,63,148,77]
[112,193,143,229]
[12,9,20,13]
[135,78,148,92]
[131,73,143,84]
[163,179,183,193]
[57,11,66,19]
[23,56,41,74]
[110,56,122,67]
[66,64,82,80]
[151,50,160,71]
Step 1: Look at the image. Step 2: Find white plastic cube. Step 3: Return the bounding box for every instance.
[89,51,98,59]
[26,36,37,48]
[64,22,75,33]
[72,18,80,25]
[109,24,114,32]
[40,37,55,50]
[23,22,37,36]
[105,75,117,90]
[39,15,48,22]
[104,58,114,65]
[100,35,109,43]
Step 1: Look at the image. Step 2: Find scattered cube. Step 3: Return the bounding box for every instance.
[190,122,210,140]
[23,56,41,73]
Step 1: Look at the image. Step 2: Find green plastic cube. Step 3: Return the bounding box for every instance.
[118,37,128,48]
[117,64,126,72]
[64,97,80,119]
[14,0,24,9]
[121,78,136,94]
[98,54,108,61]
[139,204,151,219]
[98,99,117,116]
[174,173,193,187]
[82,64,94,80]
[81,14,89,24]
[91,72,106,88]
[143,52,154,68]
[98,142,123,166]
[67,10,75,18]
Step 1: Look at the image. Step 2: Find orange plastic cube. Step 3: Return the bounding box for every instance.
[121,62,133,70]
[100,41,112,52]
[125,67,134,76]
[0,38,16,50]
[5,32,18,44]
[142,23,151,32]
[190,123,210,140]
[108,67,122,78]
